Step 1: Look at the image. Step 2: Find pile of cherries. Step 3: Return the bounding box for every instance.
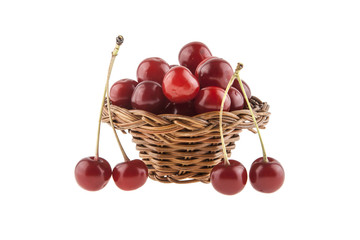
[109,42,252,115]
[75,39,285,195]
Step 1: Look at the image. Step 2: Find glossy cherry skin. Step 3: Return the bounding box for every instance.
[136,57,170,84]
[232,79,252,99]
[194,86,231,114]
[74,156,112,191]
[162,66,200,103]
[112,160,148,191]
[110,79,138,109]
[210,160,248,195]
[228,87,245,111]
[197,58,234,89]
[164,101,196,116]
[195,56,218,79]
[249,157,285,193]
[131,81,167,114]
[178,42,212,74]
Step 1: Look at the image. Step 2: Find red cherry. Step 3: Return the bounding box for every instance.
[74,156,112,191]
[210,160,248,195]
[131,81,166,114]
[164,101,196,116]
[110,79,138,109]
[136,57,170,84]
[112,160,148,191]
[195,56,218,79]
[197,58,234,89]
[178,42,212,74]
[228,87,245,111]
[232,79,252,99]
[249,157,285,193]
[194,86,231,114]
[162,66,200,103]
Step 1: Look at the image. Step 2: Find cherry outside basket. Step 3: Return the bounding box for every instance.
[101,96,270,184]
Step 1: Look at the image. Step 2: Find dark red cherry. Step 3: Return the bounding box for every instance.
[110,79,138,109]
[74,156,112,191]
[210,160,248,195]
[195,56,218,79]
[197,58,234,89]
[162,66,200,103]
[136,57,170,84]
[249,157,285,193]
[112,160,148,191]
[194,86,231,114]
[164,101,196,116]
[232,79,252,99]
[178,42,212,74]
[131,81,166,114]
[228,87,245,111]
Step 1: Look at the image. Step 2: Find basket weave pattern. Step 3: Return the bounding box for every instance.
[101,96,270,184]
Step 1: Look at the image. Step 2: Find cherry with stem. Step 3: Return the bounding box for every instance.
[104,37,148,191]
[234,65,285,193]
[210,64,247,195]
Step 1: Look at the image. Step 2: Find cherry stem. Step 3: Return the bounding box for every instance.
[105,36,130,162]
[234,63,268,163]
[219,73,237,166]
[95,35,130,162]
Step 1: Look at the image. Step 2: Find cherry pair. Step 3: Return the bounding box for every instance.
[75,36,148,192]
[75,157,148,191]
[210,157,285,195]
[210,63,285,196]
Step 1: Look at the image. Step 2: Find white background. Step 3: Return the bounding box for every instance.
[1,0,359,239]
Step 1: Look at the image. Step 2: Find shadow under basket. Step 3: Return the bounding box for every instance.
[101,96,270,184]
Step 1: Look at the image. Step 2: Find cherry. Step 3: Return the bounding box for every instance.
[194,86,231,114]
[210,160,247,195]
[112,159,148,191]
[232,63,284,194]
[228,87,245,111]
[197,57,234,89]
[162,66,200,103]
[195,56,218,79]
[178,41,212,74]
[110,79,138,109]
[164,101,196,116]
[232,79,252,99]
[136,57,170,84]
[131,81,166,114]
[249,157,285,193]
[75,156,112,191]
[196,58,251,99]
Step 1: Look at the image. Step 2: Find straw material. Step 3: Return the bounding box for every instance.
[101,96,270,184]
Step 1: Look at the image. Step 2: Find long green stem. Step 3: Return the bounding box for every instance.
[94,78,109,160]
[219,75,237,166]
[235,66,268,163]
[95,35,129,162]
[105,36,130,162]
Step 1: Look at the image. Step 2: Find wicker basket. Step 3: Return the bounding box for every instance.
[101,96,270,184]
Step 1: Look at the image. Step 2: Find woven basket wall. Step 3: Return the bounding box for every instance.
[101,96,270,184]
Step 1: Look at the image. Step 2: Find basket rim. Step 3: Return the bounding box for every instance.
[101,95,270,134]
